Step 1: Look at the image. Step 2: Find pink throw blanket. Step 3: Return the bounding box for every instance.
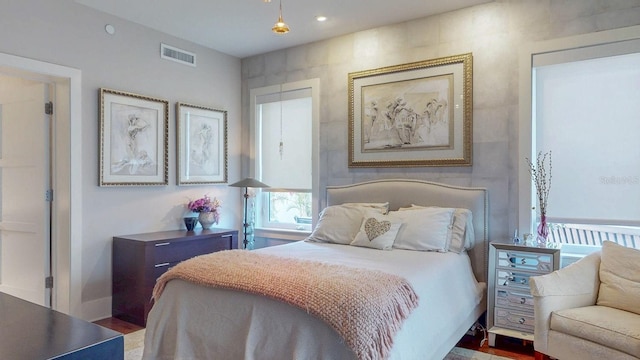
[152,250,419,360]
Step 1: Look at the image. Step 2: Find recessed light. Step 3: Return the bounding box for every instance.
[105,24,116,35]
[315,15,327,22]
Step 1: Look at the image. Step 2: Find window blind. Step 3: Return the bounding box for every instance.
[257,88,312,191]
[533,42,640,226]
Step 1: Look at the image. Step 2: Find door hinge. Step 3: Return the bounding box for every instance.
[45,101,53,115]
[45,189,53,202]
[45,276,54,289]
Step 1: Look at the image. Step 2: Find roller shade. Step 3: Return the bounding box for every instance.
[533,43,640,226]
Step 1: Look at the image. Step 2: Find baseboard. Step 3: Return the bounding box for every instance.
[81,296,112,322]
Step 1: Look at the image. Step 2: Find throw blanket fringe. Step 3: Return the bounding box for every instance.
[152,250,419,360]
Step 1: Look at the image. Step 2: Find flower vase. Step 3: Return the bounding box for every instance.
[183,217,198,231]
[198,211,218,229]
[537,214,549,246]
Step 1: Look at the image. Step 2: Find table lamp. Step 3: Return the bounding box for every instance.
[229,177,270,249]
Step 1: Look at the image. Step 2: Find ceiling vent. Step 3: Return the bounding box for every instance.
[160,43,196,67]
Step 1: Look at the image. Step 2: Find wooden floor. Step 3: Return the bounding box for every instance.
[94,317,534,359]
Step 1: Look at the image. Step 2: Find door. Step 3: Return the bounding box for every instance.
[0,73,51,307]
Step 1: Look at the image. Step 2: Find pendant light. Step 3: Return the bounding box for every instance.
[272,0,290,34]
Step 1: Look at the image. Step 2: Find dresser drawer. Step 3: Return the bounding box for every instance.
[496,249,553,272]
[495,288,534,311]
[494,308,535,333]
[496,269,534,289]
[153,237,230,264]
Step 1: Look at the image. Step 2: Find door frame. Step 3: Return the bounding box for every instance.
[0,52,82,316]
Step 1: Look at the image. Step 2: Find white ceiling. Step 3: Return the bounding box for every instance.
[75,0,492,58]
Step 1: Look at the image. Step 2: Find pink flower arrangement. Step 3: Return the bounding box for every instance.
[187,195,221,217]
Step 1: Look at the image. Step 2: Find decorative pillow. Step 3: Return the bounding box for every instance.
[306,205,372,245]
[596,241,640,315]
[388,207,455,252]
[350,213,402,250]
[398,205,474,253]
[343,202,389,214]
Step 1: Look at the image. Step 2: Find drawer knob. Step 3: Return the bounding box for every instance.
[520,279,526,284]
[518,317,526,324]
[520,297,526,304]
[521,259,526,264]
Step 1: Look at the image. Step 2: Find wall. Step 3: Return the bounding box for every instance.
[241,0,640,244]
[0,0,242,320]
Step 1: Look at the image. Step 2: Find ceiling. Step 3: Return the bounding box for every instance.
[75,0,492,59]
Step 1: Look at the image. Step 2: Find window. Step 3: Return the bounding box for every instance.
[519,27,640,253]
[250,79,319,233]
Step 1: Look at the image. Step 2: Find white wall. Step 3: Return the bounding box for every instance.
[0,0,242,320]
[241,0,640,247]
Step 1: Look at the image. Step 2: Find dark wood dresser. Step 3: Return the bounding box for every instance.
[112,228,238,326]
[0,292,123,359]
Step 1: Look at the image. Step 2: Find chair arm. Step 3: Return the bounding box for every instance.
[529,251,601,353]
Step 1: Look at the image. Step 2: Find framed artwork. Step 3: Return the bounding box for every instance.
[176,102,228,185]
[348,53,473,167]
[99,88,168,186]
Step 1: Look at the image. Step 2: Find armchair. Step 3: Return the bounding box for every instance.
[529,241,640,360]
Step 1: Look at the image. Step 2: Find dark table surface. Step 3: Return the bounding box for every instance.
[0,292,123,359]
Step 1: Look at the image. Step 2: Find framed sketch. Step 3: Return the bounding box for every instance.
[99,88,168,186]
[176,102,228,185]
[348,53,473,167]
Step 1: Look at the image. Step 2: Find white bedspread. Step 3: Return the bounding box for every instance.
[143,241,486,360]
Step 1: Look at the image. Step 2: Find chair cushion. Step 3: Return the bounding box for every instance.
[597,241,640,315]
[550,305,640,358]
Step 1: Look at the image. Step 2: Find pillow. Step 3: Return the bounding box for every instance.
[398,205,474,253]
[306,205,372,245]
[388,207,455,252]
[596,241,640,315]
[350,213,402,250]
[343,202,389,214]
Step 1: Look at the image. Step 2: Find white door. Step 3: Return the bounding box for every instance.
[0,74,51,307]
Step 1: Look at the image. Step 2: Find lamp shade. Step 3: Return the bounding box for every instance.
[228,178,269,189]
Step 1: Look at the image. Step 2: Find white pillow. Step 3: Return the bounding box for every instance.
[597,241,640,315]
[350,213,402,250]
[388,207,454,252]
[398,205,474,253]
[343,202,389,214]
[307,204,378,245]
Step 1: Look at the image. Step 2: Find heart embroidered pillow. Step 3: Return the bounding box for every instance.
[350,212,402,250]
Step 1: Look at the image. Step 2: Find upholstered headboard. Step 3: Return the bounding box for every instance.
[326,179,489,284]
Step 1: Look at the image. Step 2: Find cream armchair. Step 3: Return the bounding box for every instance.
[529,244,640,360]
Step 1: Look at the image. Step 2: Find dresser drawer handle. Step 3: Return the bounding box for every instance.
[520,297,526,304]
[221,234,233,238]
[518,317,526,324]
[155,242,171,247]
[155,263,171,268]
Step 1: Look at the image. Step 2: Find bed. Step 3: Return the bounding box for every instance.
[143,179,489,360]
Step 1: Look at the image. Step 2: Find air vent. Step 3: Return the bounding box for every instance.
[160,43,196,67]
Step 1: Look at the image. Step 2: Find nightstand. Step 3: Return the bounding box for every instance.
[112,228,238,326]
[487,240,561,347]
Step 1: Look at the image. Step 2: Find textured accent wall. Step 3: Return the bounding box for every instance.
[241,1,640,243]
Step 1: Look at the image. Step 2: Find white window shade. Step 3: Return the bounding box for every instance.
[534,51,640,226]
[257,89,312,191]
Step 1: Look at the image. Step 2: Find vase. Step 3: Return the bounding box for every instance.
[537,213,549,246]
[183,217,198,231]
[198,211,218,229]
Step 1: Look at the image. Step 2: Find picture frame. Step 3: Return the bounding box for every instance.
[176,102,228,185]
[348,53,473,167]
[99,88,168,186]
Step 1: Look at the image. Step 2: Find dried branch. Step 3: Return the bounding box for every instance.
[526,151,552,216]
